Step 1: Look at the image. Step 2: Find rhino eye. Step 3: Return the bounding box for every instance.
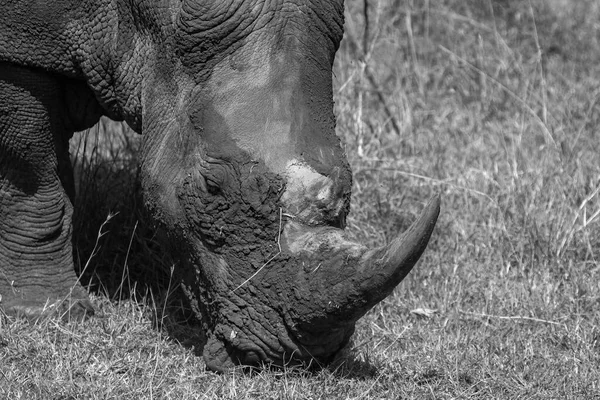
[202,164,229,195]
[205,177,221,195]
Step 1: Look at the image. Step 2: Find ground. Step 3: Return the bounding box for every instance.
[2,0,600,398]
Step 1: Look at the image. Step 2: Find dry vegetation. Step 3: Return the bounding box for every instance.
[2,0,600,398]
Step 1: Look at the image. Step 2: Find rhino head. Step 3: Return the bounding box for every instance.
[0,0,437,368]
[127,1,440,370]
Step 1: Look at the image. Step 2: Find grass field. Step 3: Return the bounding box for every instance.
[2,0,600,398]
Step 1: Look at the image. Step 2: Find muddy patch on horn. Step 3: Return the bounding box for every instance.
[281,160,350,228]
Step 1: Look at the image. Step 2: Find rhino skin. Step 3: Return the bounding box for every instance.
[0,0,440,371]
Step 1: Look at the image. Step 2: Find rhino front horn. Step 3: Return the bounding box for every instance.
[351,194,441,312]
[282,195,441,328]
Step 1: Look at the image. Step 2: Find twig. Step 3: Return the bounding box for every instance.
[116,221,138,299]
[405,0,423,95]
[362,0,370,53]
[364,66,403,136]
[459,310,561,326]
[557,182,600,257]
[355,166,496,205]
[342,14,402,137]
[71,212,116,291]
[528,0,548,126]
[232,208,283,292]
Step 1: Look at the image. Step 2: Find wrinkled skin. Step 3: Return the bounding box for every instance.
[0,0,440,371]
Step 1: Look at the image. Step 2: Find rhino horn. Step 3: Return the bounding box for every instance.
[283,195,440,328]
[351,194,440,311]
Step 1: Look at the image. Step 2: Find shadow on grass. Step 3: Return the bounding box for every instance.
[328,356,380,380]
[70,121,212,356]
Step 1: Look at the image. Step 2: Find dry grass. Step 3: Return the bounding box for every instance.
[2,0,600,398]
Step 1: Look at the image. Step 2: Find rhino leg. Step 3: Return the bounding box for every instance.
[0,63,93,320]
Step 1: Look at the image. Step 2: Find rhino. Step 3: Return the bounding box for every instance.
[0,0,440,371]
